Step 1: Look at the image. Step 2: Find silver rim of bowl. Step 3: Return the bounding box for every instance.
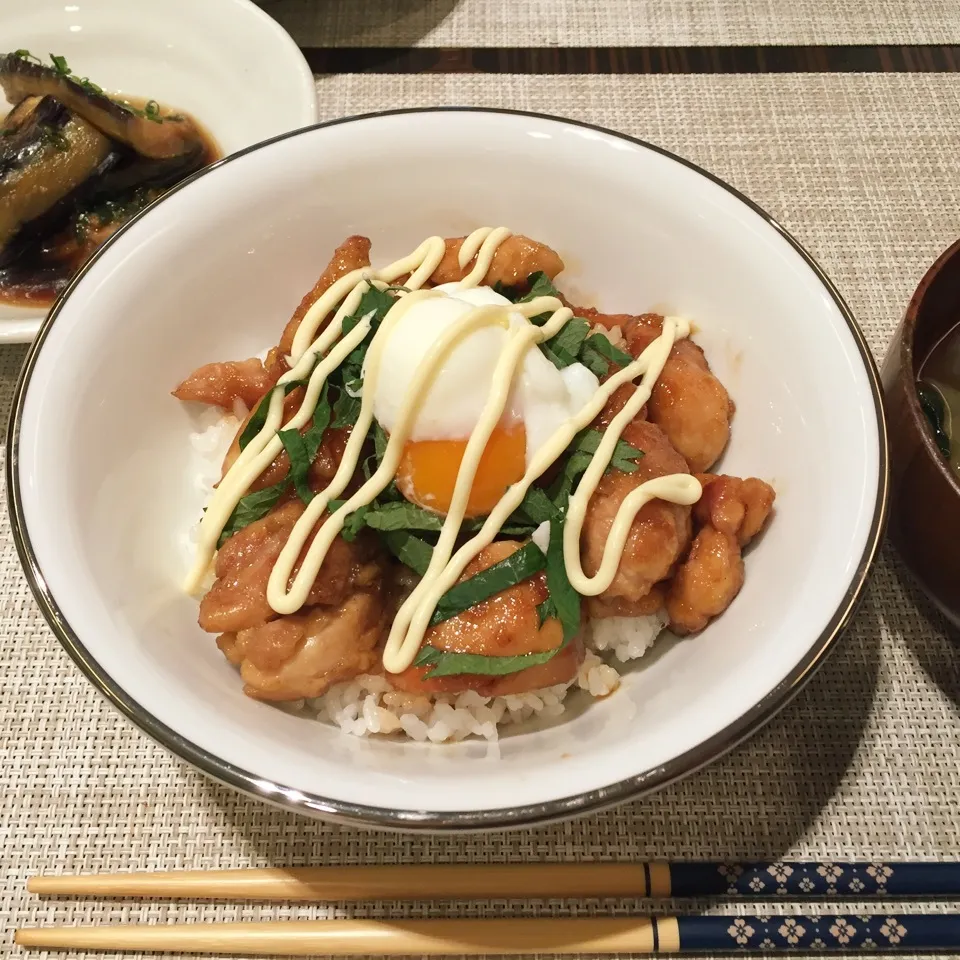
[5,107,890,832]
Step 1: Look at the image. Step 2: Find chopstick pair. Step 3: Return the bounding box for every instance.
[17,861,960,955]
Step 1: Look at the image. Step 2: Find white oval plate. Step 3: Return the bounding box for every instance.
[0,0,318,343]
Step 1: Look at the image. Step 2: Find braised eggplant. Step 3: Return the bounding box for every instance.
[0,95,114,263]
[0,52,203,159]
[0,51,218,307]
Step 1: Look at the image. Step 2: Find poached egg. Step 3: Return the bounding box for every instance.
[370,283,599,517]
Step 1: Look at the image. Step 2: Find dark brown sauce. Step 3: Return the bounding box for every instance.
[0,98,220,309]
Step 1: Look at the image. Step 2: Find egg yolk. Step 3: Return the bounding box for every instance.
[396,422,527,518]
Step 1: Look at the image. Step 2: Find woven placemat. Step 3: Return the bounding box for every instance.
[257,0,960,47]
[3,73,960,957]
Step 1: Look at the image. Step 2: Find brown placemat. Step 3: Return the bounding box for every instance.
[3,73,960,957]
[256,0,960,48]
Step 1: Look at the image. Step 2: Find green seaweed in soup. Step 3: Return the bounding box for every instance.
[918,321,960,475]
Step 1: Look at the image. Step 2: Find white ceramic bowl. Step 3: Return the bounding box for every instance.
[8,109,887,831]
[0,0,318,342]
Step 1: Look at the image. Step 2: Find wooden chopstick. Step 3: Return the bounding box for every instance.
[15,915,960,954]
[26,861,960,902]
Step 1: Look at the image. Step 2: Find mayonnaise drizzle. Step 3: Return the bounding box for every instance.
[185,226,702,675]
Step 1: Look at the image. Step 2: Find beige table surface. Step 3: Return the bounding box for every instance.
[257,0,960,48]
[3,72,960,957]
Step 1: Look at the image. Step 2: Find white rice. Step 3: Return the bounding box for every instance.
[189,412,669,744]
[311,647,629,743]
[588,610,668,662]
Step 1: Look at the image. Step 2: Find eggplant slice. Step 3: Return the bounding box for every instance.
[0,53,203,159]
[0,95,114,263]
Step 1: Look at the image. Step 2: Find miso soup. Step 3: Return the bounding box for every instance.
[918,320,960,476]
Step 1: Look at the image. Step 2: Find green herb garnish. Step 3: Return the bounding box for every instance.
[382,530,433,575]
[542,513,580,641]
[35,52,105,96]
[578,333,634,377]
[540,317,591,369]
[239,387,283,450]
[238,365,321,452]
[340,505,371,541]
[73,188,154,242]
[331,388,361,429]
[78,75,104,95]
[509,486,556,527]
[413,643,565,679]
[364,501,445,533]
[278,383,331,504]
[38,123,69,152]
[218,481,287,547]
[518,271,562,304]
[550,428,643,507]
[328,286,397,428]
[429,541,546,626]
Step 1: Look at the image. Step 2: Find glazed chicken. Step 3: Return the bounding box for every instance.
[430,234,564,288]
[200,500,390,701]
[581,420,692,619]
[180,230,775,716]
[580,308,735,472]
[172,234,372,410]
[277,234,372,357]
[624,314,735,473]
[582,376,773,633]
[217,388,352,494]
[218,586,388,702]
[666,473,775,634]
[392,541,584,697]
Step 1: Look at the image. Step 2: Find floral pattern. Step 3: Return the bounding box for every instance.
[778,919,807,944]
[817,863,843,884]
[768,864,795,884]
[867,863,894,887]
[717,862,745,893]
[672,860,904,898]
[829,919,856,944]
[663,863,959,950]
[695,913,922,952]
[727,919,755,945]
[880,918,907,944]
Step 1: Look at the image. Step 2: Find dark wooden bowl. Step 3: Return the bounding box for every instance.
[882,237,960,627]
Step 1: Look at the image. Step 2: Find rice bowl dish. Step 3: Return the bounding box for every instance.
[7,108,885,828]
[174,227,775,744]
